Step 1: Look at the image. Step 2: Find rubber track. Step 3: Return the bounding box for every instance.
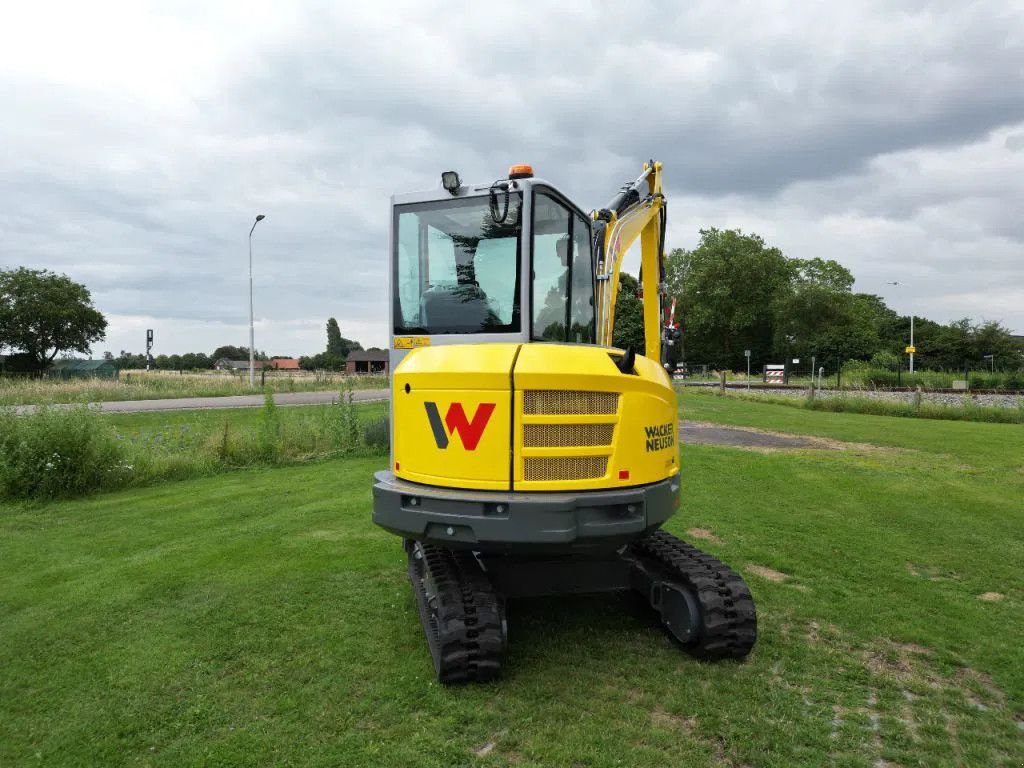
[628,530,757,659]
[408,543,506,684]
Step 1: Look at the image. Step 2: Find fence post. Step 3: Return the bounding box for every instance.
[719,370,727,393]
[836,358,841,390]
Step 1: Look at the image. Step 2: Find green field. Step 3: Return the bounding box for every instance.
[0,372,387,406]
[2,394,1022,767]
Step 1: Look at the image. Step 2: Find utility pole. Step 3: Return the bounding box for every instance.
[887,281,915,374]
[913,311,921,374]
[248,214,266,388]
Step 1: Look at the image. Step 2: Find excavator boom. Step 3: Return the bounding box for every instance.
[593,161,667,363]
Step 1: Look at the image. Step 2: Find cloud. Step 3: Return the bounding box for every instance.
[1,0,1021,360]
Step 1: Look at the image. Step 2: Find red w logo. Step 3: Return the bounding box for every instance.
[424,402,496,450]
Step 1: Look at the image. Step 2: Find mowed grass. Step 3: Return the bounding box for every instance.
[2,398,1022,767]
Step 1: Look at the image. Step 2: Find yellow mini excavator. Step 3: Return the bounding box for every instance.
[373,162,756,682]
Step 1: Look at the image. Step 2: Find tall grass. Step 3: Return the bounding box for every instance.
[0,389,389,501]
[838,364,1024,391]
[0,406,130,499]
[709,389,1024,424]
[0,371,388,406]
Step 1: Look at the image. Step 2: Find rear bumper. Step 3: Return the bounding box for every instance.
[372,471,680,552]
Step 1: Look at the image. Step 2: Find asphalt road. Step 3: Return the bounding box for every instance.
[14,389,390,414]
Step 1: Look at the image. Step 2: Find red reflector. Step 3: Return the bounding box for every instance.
[395,461,400,471]
[618,469,630,480]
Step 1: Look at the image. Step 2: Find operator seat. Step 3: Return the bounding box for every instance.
[421,283,492,331]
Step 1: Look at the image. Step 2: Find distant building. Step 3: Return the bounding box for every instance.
[46,359,118,380]
[266,357,301,371]
[345,348,388,374]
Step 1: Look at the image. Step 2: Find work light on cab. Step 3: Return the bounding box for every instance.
[441,171,461,195]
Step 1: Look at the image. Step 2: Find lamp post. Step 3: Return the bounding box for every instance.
[249,214,266,387]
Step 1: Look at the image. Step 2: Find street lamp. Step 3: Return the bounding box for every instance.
[887,281,914,374]
[249,214,266,387]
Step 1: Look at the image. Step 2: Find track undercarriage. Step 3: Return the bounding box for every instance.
[405,530,757,683]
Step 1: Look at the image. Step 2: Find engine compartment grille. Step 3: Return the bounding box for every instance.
[523,423,614,448]
[523,456,609,482]
[519,390,619,484]
[522,390,619,416]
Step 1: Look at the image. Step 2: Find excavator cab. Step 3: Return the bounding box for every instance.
[373,164,757,683]
[389,165,595,366]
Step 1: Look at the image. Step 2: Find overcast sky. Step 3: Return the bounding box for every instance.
[2,1,1022,358]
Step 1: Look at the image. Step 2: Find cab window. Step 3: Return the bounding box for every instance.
[394,194,522,335]
[531,192,595,342]
[531,193,570,340]
[570,211,594,343]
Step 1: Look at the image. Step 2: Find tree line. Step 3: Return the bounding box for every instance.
[614,229,1022,372]
[109,318,364,371]
[5,243,1022,378]
[0,267,365,373]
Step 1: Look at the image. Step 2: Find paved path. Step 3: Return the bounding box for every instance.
[679,420,821,449]
[14,389,389,415]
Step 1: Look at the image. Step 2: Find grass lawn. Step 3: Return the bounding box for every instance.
[2,397,1022,767]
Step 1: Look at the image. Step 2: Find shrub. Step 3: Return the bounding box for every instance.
[324,382,362,454]
[0,406,130,500]
[257,391,281,461]
[362,415,390,453]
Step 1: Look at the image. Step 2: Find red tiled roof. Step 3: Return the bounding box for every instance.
[267,358,300,370]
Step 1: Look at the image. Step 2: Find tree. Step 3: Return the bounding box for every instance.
[326,318,344,357]
[326,317,361,359]
[211,345,266,361]
[666,230,793,368]
[212,345,249,361]
[114,351,147,370]
[774,284,879,364]
[180,352,212,370]
[0,268,107,369]
[612,273,645,352]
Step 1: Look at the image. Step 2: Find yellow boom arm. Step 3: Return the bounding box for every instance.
[593,161,667,364]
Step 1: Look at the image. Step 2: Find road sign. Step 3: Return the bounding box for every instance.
[982,353,994,360]
[792,358,800,364]
[744,349,751,357]
[905,346,916,354]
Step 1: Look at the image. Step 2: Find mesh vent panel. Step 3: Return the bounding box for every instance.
[523,390,619,415]
[523,423,614,448]
[523,456,608,481]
